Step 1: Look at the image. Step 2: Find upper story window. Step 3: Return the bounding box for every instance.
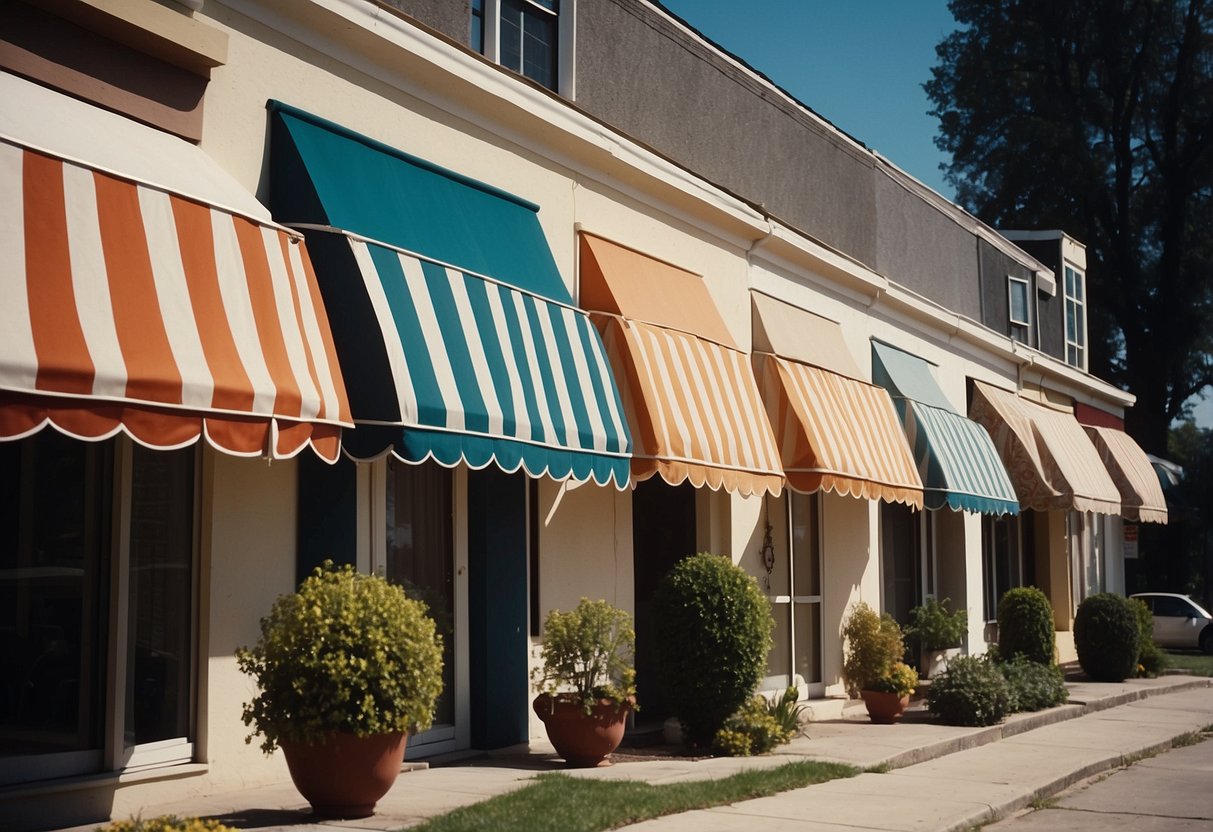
[1064,264,1087,370]
[1008,275,1030,343]
[472,0,570,95]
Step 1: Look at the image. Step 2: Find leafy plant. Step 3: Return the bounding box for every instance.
[906,597,967,650]
[1129,597,1164,677]
[711,687,804,757]
[652,553,773,747]
[532,598,636,714]
[236,561,444,754]
[1074,593,1140,682]
[997,587,1055,664]
[866,661,919,697]
[96,819,237,832]
[1000,655,1068,712]
[926,654,1012,726]
[841,602,907,697]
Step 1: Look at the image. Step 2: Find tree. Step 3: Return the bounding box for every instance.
[926,0,1213,454]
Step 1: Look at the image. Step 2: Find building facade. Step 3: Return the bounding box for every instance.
[0,1,1168,828]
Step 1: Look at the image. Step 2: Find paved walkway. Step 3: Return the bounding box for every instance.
[68,675,1213,832]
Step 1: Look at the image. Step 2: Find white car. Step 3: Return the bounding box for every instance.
[1130,593,1213,653]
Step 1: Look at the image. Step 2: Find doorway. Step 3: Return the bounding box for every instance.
[631,478,696,722]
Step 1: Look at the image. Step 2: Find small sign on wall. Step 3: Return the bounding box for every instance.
[1124,522,1139,559]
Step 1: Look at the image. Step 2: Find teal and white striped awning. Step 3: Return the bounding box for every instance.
[268,103,631,487]
[872,342,1018,515]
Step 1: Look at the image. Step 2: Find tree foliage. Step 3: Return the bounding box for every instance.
[927,0,1213,452]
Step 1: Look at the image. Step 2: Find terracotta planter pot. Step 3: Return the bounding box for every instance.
[860,689,909,724]
[279,731,407,818]
[533,693,632,767]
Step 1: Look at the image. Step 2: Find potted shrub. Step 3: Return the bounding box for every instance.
[907,597,967,677]
[236,561,444,818]
[532,597,636,767]
[841,602,919,723]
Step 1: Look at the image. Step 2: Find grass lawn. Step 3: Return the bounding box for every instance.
[1165,650,1213,677]
[412,759,859,832]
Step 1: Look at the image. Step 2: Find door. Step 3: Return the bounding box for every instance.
[377,459,467,755]
[631,479,696,722]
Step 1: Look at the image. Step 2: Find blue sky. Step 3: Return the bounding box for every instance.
[655,0,1213,429]
[657,0,959,200]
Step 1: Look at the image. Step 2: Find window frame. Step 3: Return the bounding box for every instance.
[1007,274,1031,343]
[1063,264,1087,370]
[0,435,199,786]
[475,0,575,97]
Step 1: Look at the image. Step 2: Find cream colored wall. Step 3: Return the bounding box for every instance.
[821,494,880,696]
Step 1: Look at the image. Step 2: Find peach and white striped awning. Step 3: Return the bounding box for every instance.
[1084,426,1168,523]
[0,98,351,461]
[581,233,783,496]
[757,354,924,507]
[969,381,1121,515]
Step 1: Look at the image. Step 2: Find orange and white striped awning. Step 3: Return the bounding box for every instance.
[969,381,1121,515]
[0,75,351,461]
[581,234,783,496]
[757,354,924,507]
[752,294,922,507]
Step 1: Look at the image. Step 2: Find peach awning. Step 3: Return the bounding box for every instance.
[581,233,783,496]
[0,75,351,461]
[969,381,1121,514]
[1084,426,1168,523]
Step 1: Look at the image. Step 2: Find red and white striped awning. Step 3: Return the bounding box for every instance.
[0,76,351,461]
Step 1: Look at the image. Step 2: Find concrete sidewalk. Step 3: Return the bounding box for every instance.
[79,675,1213,832]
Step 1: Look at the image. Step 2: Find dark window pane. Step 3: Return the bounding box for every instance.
[500,0,523,73]
[471,0,484,53]
[386,461,454,727]
[521,8,556,88]
[125,445,194,747]
[0,433,111,771]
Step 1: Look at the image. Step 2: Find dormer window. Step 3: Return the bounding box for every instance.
[1064,264,1087,370]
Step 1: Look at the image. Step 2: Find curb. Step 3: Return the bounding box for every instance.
[867,676,1212,773]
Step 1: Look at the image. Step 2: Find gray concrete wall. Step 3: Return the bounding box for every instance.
[575,0,878,266]
[978,239,1036,344]
[383,0,471,44]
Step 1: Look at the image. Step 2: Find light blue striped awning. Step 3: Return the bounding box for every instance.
[268,103,631,487]
[872,342,1018,515]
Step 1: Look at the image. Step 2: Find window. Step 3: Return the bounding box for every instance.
[764,493,822,693]
[981,513,1034,621]
[1008,275,1030,343]
[881,503,935,626]
[0,433,197,786]
[1068,511,1105,612]
[473,0,569,94]
[1064,265,1087,369]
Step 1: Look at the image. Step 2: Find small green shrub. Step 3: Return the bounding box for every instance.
[1130,597,1164,677]
[926,655,1013,726]
[1000,656,1068,712]
[841,602,906,697]
[532,598,636,713]
[711,687,804,757]
[652,553,773,747]
[866,661,919,697]
[96,818,237,832]
[1074,593,1140,682]
[236,561,444,753]
[907,597,967,650]
[997,587,1055,664]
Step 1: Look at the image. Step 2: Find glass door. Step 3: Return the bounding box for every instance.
[378,460,467,754]
[765,493,823,697]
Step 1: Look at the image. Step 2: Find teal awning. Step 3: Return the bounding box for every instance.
[872,342,1018,515]
[268,103,631,487]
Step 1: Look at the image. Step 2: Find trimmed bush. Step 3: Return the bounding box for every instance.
[926,655,1013,726]
[1000,655,1068,712]
[1130,597,1165,677]
[997,587,1055,664]
[712,690,798,757]
[652,553,773,747]
[1074,593,1140,682]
